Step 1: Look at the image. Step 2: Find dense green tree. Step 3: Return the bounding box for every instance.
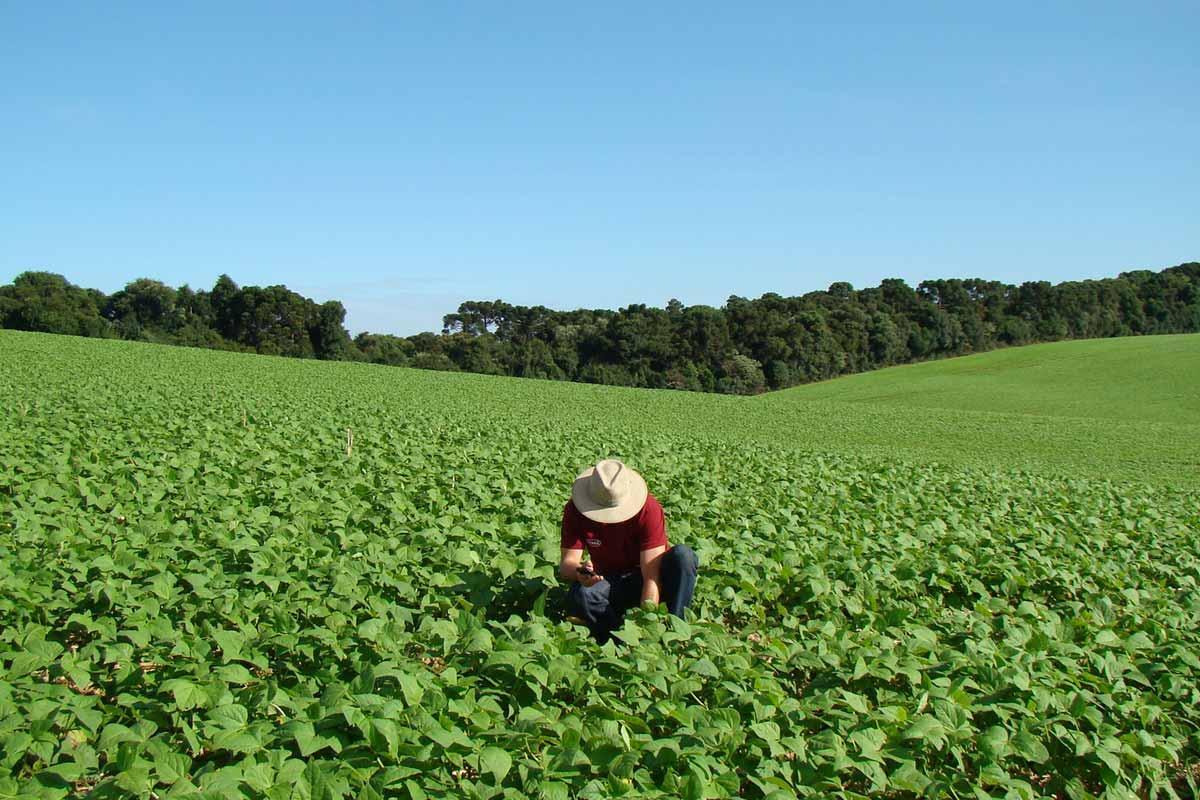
[443,333,508,375]
[867,311,905,366]
[104,278,179,340]
[410,351,459,371]
[0,272,111,338]
[764,360,792,390]
[718,353,767,395]
[515,338,565,380]
[209,274,241,340]
[311,301,356,360]
[355,333,414,366]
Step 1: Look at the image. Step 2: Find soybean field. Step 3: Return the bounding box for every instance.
[1,330,1198,799]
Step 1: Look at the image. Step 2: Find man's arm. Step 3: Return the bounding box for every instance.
[640,545,666,605]
[560,503,602,587]
[559,548,603,587]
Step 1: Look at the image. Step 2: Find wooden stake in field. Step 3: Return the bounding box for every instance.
[346,427,354,457]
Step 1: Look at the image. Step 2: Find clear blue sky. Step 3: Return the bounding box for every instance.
[3,2,1196,336]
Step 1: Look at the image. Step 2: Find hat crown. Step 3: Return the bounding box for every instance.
[572,458,648,523]
[588,459,629,508]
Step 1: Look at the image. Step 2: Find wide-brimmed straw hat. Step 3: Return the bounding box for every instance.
[571,459,648,524]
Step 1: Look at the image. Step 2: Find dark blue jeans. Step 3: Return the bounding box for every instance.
[566,544,699,643]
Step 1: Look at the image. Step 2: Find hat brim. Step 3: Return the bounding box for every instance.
[571,466,648,524]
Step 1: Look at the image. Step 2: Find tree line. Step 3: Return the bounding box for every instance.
[2,263,1197,393]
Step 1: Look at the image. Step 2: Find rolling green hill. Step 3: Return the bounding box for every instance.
[752,334,1200,486]
[767,334,1200,424]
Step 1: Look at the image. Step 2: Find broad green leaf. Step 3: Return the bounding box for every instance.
[479,746,512,782]
[978,725,1008,760]
[161,679,209,711]
[903,715,945,744]
[1012,731,1050,764]
[370,719,399,757]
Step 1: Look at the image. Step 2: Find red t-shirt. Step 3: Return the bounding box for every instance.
[560,493,669,577]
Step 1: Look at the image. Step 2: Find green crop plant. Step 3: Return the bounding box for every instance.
[1,330,1198,798]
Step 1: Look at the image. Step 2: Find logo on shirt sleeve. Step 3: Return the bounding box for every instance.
[586,536,602,549]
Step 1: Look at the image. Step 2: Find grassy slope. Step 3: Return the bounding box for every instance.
[768,334,1200,424]
[2,330,1196,487]
[755,334,1200,486]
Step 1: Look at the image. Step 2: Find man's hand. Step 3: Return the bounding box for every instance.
[560,548,604,586]
[578,571,605,588]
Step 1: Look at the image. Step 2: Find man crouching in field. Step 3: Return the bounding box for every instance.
[558,459,698,643]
